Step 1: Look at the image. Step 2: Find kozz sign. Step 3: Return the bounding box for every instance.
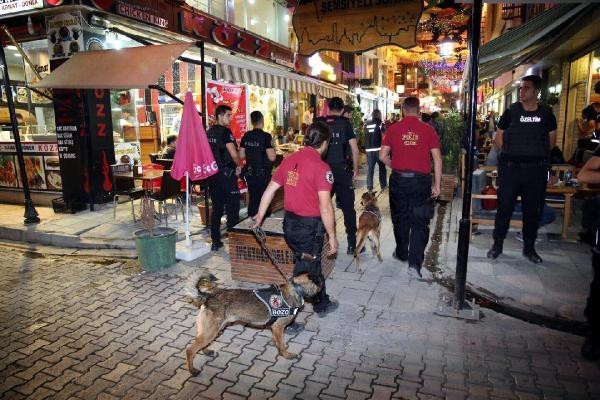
[180,10,270,60]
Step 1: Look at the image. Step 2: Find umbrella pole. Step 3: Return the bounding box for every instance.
[185,171,191,246]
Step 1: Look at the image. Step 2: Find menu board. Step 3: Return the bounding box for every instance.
[0,142,61,192]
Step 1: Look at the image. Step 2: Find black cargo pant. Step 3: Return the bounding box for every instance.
[330,163,357,247]
[208,169,240,244]
[283,212,330,311]
[389,171,433,267]
[585,229,600,344]
[493,160,547,242]
[245,173,270,217]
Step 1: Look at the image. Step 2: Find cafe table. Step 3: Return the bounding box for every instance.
[545,184,577,240]
[113,169,169,220]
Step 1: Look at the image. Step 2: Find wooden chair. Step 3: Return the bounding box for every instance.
[470,193,523,240]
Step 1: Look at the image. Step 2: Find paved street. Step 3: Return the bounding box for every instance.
[1,191,599,400]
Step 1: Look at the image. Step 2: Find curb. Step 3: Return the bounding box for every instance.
[428,200,588,335]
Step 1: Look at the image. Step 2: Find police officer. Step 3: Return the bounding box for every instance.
[487,75,557,264]
[316,97,360,254]
[577,149,600,360]
[380,97,442,278]
[207,105,241,251]
[253,122,339,329]
[364,109,387,193]
[240,111,276,217]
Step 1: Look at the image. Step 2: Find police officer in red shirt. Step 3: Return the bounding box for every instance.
[380,97,442,277]
[253,122,339,328]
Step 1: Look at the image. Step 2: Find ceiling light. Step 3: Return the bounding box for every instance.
[248,0,255,4]
[250,18,257,26]
[6,45,17,50]
[438,38,455,58]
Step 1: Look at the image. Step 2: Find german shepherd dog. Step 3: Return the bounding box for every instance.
[184,272,321,376]
[354,191,383,272]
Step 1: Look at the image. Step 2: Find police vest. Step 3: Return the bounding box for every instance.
[364,119,383,151]
[207,125,236,168]
[503,103,552,160]
[242,129,271,169]
[316,115,353,164]
[254,285,302,324]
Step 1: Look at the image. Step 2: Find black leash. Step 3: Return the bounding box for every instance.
[251,226,290,281]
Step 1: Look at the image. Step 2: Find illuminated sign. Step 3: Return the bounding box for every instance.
[0,0,43,15]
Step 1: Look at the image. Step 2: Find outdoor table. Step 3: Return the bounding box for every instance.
[228,217,335,285]
[545,185,577,240]
[113,169,170,220]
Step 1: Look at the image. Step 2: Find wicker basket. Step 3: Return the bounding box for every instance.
[439,174,456,202]
[229,217,335,284]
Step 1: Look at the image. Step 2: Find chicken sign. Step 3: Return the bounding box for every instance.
[292,0,423,56]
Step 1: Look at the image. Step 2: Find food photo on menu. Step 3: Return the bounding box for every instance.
[16,156,47,190]
[0,155,18,188]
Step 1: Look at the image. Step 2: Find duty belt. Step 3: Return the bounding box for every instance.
[393,170,429,178]
[504,160,547,168]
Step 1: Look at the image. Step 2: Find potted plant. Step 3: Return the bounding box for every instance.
[439,112,464,202]
[133,196,178,271]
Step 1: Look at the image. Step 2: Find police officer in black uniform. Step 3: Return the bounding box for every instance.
[240,111,276,217]
[316,97,360,254]
[207,105,241,251]
[577,149,600,360]
[487,75,557,263]
[364,109,387,193]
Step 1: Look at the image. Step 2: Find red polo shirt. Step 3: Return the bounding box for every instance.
[272,147,333,217]
[381,116,440,174]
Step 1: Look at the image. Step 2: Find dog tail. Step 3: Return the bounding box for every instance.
[184,271,218,308]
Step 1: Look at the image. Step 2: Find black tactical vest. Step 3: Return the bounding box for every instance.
[242,129,270,169]
[207,125,236,168]
[503,103,551,160]
[316,115,353,164]
[364,118,383,150]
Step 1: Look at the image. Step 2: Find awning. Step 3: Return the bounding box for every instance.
[478,3,590,82]
[213,50,349,98]
[32,42,192,89]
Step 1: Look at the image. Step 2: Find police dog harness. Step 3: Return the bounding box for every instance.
[254,285,303,325]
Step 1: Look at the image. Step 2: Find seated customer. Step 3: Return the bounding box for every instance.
[161,134,177,159]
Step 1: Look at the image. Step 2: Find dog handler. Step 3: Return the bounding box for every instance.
[253,122,339,329]
[380,96,442,278]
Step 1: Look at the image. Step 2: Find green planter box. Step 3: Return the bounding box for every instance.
[133,227,177,271]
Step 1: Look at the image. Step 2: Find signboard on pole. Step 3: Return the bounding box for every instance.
[293,0,423,56]
[206,81,248,141]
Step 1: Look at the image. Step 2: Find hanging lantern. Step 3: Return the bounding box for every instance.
[438,38,455,58]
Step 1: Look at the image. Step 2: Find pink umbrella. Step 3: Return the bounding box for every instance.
[171,91,218,256]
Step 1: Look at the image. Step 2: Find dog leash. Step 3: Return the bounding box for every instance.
[251,226,291,281]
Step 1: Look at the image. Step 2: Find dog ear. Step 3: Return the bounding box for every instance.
[371,191,377,197]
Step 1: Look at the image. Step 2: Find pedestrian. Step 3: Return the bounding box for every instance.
[487,75,557,264]
[380,96,442,277]
[303,106,315,126]
[576,149,600,361]
[240,111,276,217]
[252,122,339,332]
[161,134,177,159]
[364,109,387,193]
[206,105,241,251]
[342,105,354,119]
[315,97,360,254]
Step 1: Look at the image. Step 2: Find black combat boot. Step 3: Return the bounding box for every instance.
[523,238,543,264]
[487,239,503,259]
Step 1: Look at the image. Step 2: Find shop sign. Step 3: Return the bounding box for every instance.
[46,12,85,61]
[296,53,341,84]
[206,81,248,140]
[0,0,43,16]
[116,1,168,28]
[292,0,423,56]
[0,143,60,192]
[179,9,271,61]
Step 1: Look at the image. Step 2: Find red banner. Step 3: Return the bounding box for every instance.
[206,81,248,141]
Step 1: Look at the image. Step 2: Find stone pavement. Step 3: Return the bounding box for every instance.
[1,190,599,399]
[438,197,593,324]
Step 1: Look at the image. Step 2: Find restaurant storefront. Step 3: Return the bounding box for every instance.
[0,0,350,207]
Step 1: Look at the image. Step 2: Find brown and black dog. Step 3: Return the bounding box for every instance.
[354,191,383,272]
[184,272,321,375]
